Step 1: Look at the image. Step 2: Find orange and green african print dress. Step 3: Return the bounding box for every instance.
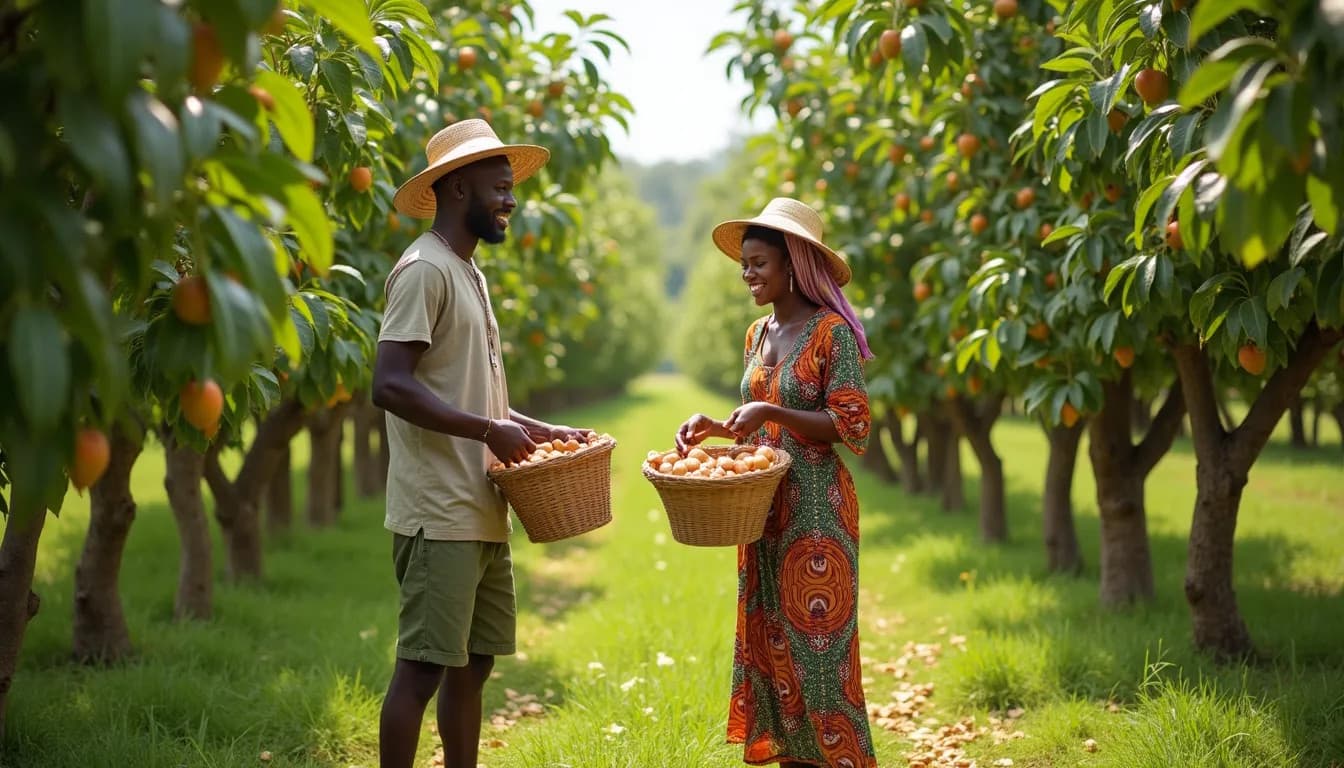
[727,309,876,768]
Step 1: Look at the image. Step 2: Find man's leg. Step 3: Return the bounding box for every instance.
[436,652,495,767]
[379,658,446,768]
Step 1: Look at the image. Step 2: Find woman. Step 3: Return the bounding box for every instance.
[675,197,876,768]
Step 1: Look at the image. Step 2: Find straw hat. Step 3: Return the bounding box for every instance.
[711,197,852,286]
[393,119,550,218]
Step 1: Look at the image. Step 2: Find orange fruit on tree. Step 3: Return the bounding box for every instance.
[896,405,912,418]
[1107,108,1127,133]
[1134,68,1169,106]
[956,132,980,158]
[180,379,224,433]
[349,166,373,193]
[879,29,902,60]
[888,144,908,164]
[1080,191,1095,209]
[1238,342,1267,375]
[944,384,959,400]
[773,28,793,51]
[1028,321,1050,341]
[786,98,804,118]
[1039,223,1054,240]
[520,232,537,248]
[913,281,932,302]
[1104,183,1122,202]
[190,23,224,92]
[1165,220,1183,250]
[1171,0,1187,9]
[547,80,566,98]
[845,162,860,179]
[526,99,544,118]
[387,210,401,231]
[1060,402,1080,428]
[946,171,960,191]
[1113,346,1135,369]
[895,192,911,212]
[1015,187,1036,209]
[967,375,983,395]
[70,428,111,492]
[172,275,211,325]
[951,325,968,341]
[919,209,934,223]
[782,55,798,71]
[993,0,1019,18]
[919,135,937,151]
[970,213,988,235]
[248,85,275,111]
[457,46,478,70]
[1045,271,1059,289]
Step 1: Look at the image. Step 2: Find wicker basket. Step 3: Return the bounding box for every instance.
[642,445,792,547]
[488,438,617,543]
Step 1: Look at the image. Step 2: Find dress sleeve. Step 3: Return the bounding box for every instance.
[819,318,870,455]
[743,318,763,370]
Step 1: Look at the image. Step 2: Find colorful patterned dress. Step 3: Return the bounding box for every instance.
[727,309,876,768]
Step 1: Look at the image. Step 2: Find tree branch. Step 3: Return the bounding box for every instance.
[1135,378,1186,476]
[1229,322,1344,471]
[235,399,305,496]
[1172,342,1225,460]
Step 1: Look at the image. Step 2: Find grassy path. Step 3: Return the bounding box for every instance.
[4,373,1342,767]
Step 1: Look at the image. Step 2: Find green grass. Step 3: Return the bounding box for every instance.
[3,373,1342,767]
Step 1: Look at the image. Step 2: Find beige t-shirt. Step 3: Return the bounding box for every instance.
[379,233,511,542]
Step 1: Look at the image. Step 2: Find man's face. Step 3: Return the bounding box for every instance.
[462,157,517,245]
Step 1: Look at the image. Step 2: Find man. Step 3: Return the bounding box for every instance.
[372,119,589,768]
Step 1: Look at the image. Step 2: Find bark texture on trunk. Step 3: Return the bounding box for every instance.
[352,397,384,498]
[0,504,46,734]
[1089,371,1185,606]
[940,426,964,512]
[921,409,947,494]
[306,402,350,527]
[1042,421,1084,575]
[947,394,1006,542]
[1333,403,1344,451]
[884,410,924,494]
[264,442,293,535]
[1287,394,1308,449]
[72,424,144,663]
[204,399,306,582]
[1173,323,1342,658]
[164,433,213,621]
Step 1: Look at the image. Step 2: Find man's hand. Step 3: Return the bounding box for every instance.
[526,422,592,444]
[486,420,537,465]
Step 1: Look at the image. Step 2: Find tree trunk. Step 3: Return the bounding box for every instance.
[72,423,144,663]
[164,433,213,621]
[860,420,898,483]
[922,410,947,494]
[940,427,964,512]
[1042,421,1084,575]
[1309,394,1322,447]
[205,399,307,582]
[0,503,46,734]
[947,394,1006,541]
[352,396,384,498]
[1173,324,1342,658]
[265,442,292,535]
[884,410,924,494]
[1333,403,1344,451]
[1288,393,1308,449]
[307,402,350,527]
[1090,371,1185,606]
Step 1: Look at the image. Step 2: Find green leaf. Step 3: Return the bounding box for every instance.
[59,96,133,207]
[253,70,314,161]
[300,0,379,56]
[1238,296,1269,347]
[319,59,354,107]
[1179,37,1276,108]
[83,0,154,106]
[1041,52,1098,74]
[1266,267,1305,315]
[178,96,223,161]
[125,92,184,210]
[1189,0,1268,44]
[1042,224,1084,247]
[1206,59,1275,162]
[9,308,70,432]
[287,44,317,77]
[956,330,987,373]
[1307,175,1340,235]
[900,24,928,76]
[1134,175,1175,242]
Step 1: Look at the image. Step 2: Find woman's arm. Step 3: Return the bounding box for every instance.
[724,402,841,444]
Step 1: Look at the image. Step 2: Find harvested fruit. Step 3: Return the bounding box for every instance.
[490,432,611,471]
[643,444,780,479]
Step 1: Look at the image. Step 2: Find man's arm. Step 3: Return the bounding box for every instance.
[373,340,535,463]
[508,407,591,443]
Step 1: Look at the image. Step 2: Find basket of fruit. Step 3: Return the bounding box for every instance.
[641,444,792,547]
[488,432,617,544]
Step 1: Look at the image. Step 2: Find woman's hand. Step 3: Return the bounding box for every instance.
[724,402,776,438]
[675,413,727,454]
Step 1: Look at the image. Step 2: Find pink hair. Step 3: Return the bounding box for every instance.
[784,233,873,360]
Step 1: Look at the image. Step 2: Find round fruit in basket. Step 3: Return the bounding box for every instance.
[491,430,610,471]
[644,443,779,479]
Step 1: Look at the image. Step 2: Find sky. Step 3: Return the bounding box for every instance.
[526,1,776,165]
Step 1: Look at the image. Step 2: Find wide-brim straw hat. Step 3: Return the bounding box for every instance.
[711,197,852,286]
[393,119,550,218]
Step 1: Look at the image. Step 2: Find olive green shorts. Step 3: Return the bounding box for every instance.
[391,531,516,667]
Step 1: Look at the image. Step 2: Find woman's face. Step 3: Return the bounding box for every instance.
[740,238,790,307]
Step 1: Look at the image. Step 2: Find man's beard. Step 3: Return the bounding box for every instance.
[466,199,506,245]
